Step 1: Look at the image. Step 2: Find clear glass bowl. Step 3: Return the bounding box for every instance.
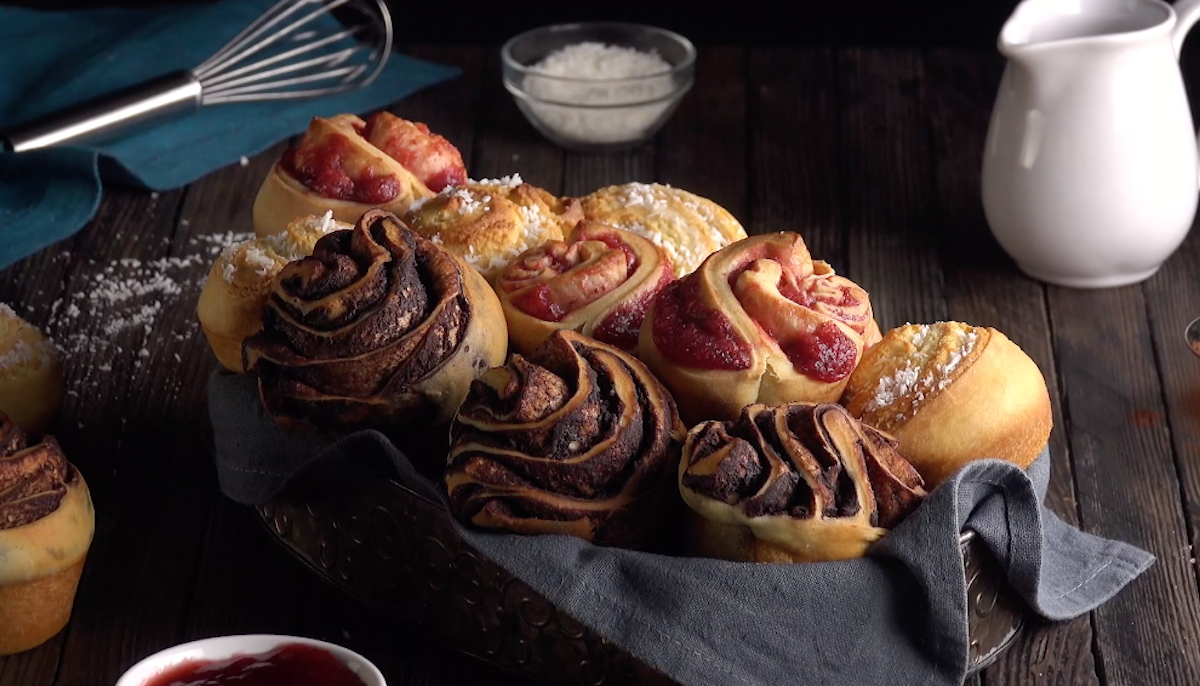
[501,23,697,152]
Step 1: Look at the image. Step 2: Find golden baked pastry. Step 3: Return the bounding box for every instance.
[403,175,583,278]
[243,209,507,471]
[580,183,748,276]
[252,112,466,238]
[196,212,351,373]
[495,221,675,355]
[446,330,685,549]
[841,321,1053,487]
[0,414,94,655]
[679,402,925,563]
[0,305,64,435]
[638,231,881,425]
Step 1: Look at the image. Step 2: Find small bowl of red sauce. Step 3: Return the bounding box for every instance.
[115,634,385,686]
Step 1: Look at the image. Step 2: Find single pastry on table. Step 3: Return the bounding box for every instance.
[0,413,94,655]
[678,402,926,563]
[841,321,1052,487]
[495,221,675,355]
[580,182,748,276]
[446,329,686,549]
[403,174,583,279]
[638,231,881,425]
[196,212,350,373]
[0,305,64,435]
[242,209,507,473]
[252,112,466,237]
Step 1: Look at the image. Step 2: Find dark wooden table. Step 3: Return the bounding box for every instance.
[2,44,1199,686]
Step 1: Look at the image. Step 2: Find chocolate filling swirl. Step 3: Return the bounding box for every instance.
[445,330,685,548]
[681,403,925,538]
[243,209,471,430]
[0,414,71,530]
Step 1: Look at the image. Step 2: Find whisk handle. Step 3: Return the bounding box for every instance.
[3,71,202,153]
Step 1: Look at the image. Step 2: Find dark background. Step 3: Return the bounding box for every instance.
[10,0,1021,48]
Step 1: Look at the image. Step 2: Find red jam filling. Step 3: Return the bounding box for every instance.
[511,282,567,322]
[779,320,857,382]
[592,267,674,350]
[143,643,366,686]
[364,113,467,192]
[652,277,752,371]
[281,133,401,204]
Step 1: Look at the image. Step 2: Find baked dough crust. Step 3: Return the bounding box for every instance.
[0,306,64,435]
[638,232,879,425]
[252,115,435,238]
[404,179,582,279]
[581,183,747,276]
[197,214,350,373]
[0,467,93,655]
[841,322,1052,486]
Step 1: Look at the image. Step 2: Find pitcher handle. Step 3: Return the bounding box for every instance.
[1174,0,1200,55]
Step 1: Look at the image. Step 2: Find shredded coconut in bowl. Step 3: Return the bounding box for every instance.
[520,42,681,145]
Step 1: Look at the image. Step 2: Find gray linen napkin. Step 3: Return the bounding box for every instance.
[209,371,1153,686]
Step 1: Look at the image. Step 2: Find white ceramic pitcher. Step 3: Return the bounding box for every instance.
[982,0,1200,288]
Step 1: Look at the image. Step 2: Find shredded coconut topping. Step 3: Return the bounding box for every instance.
[521,43,677,144]
[865,324,980,418]
[468,174,523,188]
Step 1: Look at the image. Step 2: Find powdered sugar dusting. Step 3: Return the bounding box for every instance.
[42,230,252,387]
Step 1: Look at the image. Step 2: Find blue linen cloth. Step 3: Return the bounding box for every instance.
[0,1,459,271]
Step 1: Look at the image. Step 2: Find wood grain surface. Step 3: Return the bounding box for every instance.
[1,44,1195,686]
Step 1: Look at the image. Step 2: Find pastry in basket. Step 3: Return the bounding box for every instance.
[252,112,466,238]
[495,221,675,355]
[403,175,583,278]
[197,213,350,373]
[580,182,748,276]
[0,305,64,435]
[679,402,925,563]
[841,321,1052,487]
[638,231,881,425]
[446,329,686,548]
[0,413,94,655]
[242,209,507,469]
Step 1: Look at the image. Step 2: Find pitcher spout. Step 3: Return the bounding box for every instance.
[999,0,1172,58]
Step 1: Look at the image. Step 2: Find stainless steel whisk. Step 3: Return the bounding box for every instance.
[3,0,393,152]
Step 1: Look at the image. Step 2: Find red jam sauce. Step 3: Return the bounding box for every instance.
[592,266,674,350]
[511,282,568,322]
[652,277,752,370]
[779,320,857,382]
[281,133,401,204]
[143,643,366,686]
[365,113,467,192]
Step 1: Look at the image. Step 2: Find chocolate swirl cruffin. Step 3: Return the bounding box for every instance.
[679,403,926,563]
[446,330,686,548]
[0,413,94,656]
[243,209,507,441]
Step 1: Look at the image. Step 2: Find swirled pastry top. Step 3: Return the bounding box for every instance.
[638,231,880,424]
[446,329,685,547]
[841,321,1052,486]
[496,221,674,353]
[680,402,926,562]
[580,183,747,276]
[197,213,351,373]
[404,174,583,277]
[242,209,507,431]
[0,414,69,530]
[278,114,435,205]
